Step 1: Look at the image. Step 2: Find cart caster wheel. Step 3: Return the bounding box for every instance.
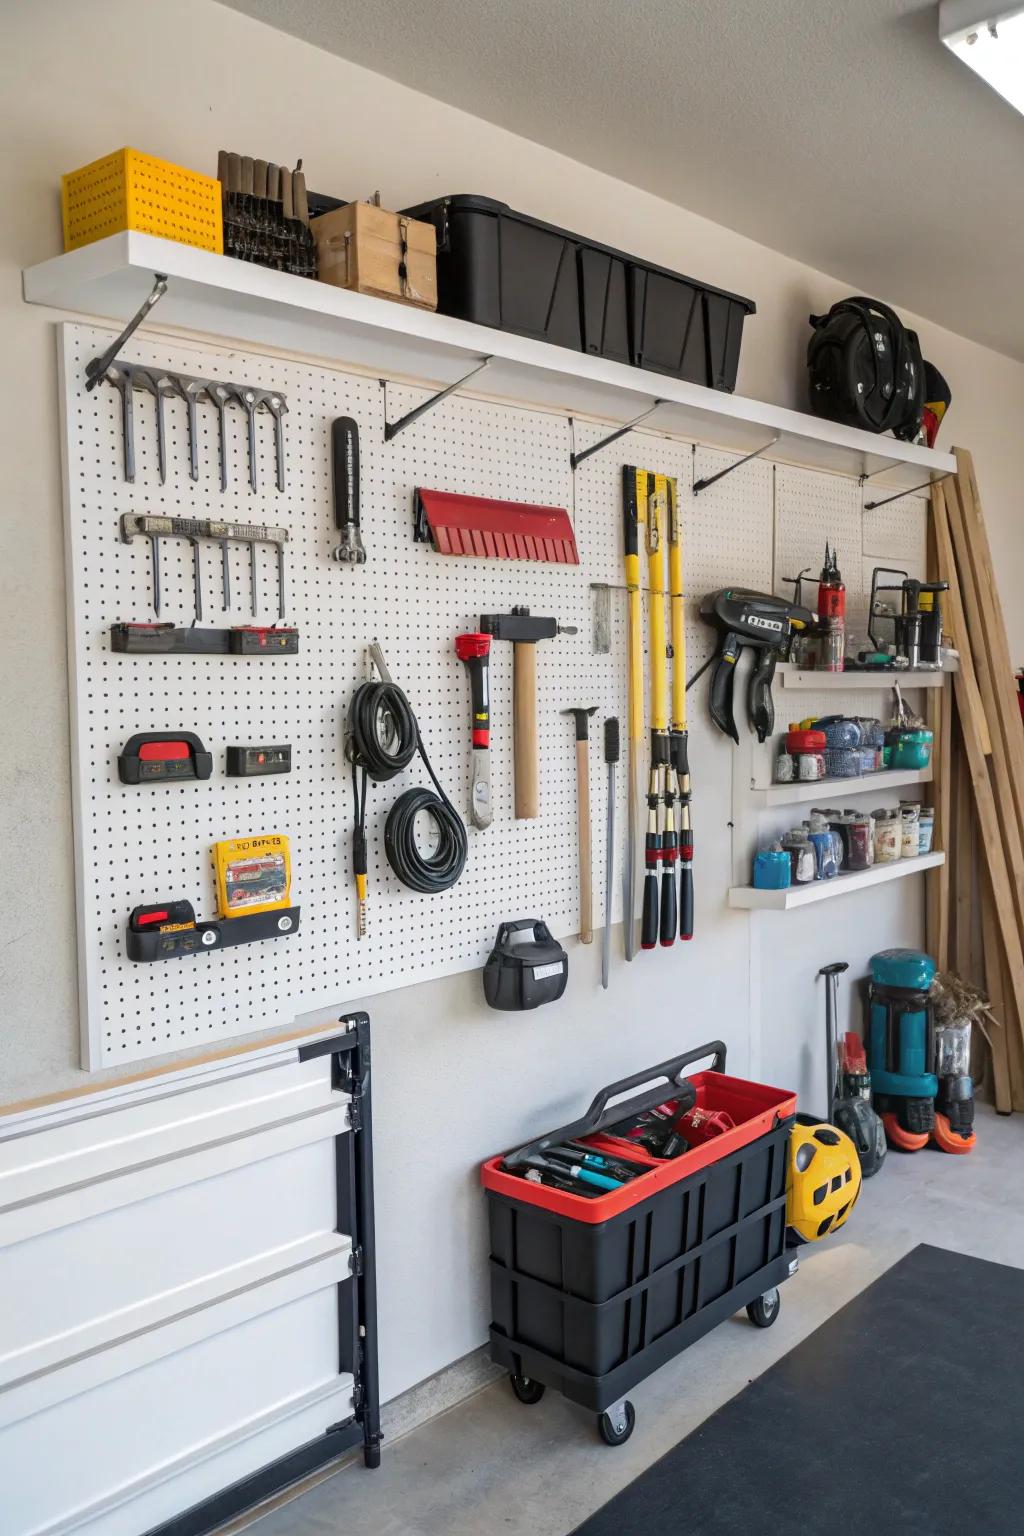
[746,1288,781,1328]
[509,1373,546,1405]
[597,1401,635,1446]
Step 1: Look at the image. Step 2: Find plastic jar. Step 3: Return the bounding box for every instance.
[774,748,795,784]
[782,829,816,884]
[787,728,827,782]
[918,807,935,854]
[873,809,901,863]
[807,814,839,879]
[753,846,792,889]
[847,812,874,871]
[901,805,920,859]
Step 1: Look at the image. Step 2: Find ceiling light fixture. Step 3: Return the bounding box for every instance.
[940,1,1024,115]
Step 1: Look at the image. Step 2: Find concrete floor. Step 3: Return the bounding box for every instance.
[236,1105,1024,1536]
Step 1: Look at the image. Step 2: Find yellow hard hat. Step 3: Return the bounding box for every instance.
[786,1121,862,1244]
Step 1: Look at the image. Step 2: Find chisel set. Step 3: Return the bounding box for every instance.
[98,361,287,492]
[120,514,289,621]
[217,151,317,278]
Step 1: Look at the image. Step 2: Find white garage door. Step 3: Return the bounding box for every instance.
[0,1016,380,1536]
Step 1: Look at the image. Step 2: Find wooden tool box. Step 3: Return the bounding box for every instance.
[313,197,437,309]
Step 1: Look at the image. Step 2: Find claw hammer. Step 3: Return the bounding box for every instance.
[480,608,577,819]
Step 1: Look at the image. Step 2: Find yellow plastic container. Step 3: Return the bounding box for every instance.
[61,147,223,255]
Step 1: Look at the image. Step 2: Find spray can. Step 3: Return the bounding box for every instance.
[817,542,846,672]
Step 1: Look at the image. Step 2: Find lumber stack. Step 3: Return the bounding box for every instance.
[928,449,1024,1113]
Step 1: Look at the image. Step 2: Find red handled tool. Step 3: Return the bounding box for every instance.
[454,632,492,829]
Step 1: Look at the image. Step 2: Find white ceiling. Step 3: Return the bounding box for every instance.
[218,0,1024,360]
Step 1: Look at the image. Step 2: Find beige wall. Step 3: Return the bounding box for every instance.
[1,0,1022,1393]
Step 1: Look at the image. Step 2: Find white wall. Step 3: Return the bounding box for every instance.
[1,0,1022,1401]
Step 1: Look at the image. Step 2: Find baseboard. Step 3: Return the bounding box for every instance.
[382,1346,503,1443]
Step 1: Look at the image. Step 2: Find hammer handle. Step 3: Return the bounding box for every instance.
[576,739,593,942]
[513,641,539,819]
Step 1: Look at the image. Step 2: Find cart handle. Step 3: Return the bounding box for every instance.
[503,1041,727,1168]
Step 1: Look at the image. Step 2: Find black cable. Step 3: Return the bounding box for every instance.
[349,678,467,897]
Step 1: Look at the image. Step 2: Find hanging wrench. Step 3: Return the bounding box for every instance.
[209,382,231,493]
[236,386,259,493]
[106,363,136,482]
[266,392,288,492]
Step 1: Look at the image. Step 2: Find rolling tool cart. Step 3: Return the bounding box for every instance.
[481,1043,797,1445]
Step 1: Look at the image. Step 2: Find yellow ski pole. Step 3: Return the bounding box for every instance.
[642,476,669,951]
[668,477,693,939]
[622,468,645,961]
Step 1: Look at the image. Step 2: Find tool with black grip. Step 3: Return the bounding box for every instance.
[118,732,213,784]
[602,717,619,989]
[479,610,577,820]
[699,589,815,743]
[331,417,365,564]
[562,707,597,943]
[455,632,492,829]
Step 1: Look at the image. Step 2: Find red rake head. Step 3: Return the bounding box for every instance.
[414,489,579,565]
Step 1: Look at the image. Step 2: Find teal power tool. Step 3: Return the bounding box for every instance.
[867,949,938,1151]
[699,589,815,743]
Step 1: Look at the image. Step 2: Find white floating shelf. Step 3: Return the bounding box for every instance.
[728,849,945,909]
[23,232,956,491]
[747,766,933,807]
[776,664,954,690]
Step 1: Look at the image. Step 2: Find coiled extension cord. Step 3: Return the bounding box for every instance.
[348,679,467,903]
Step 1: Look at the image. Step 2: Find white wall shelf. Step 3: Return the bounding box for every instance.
[776,663,955,690]
[747,766,933,807]
[23,232,956,491]
[728,849,944,909]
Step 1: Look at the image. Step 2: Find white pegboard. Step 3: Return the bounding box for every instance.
[58,320,922,1068]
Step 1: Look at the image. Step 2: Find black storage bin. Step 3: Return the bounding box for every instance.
[402,194,755,390]
[487,1118,792,1412]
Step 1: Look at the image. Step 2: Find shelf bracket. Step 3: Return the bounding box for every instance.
[570,400,666,470]
[692,433,780,495]
[84,272,168,391]
[383,357,492,441]
[863,473,951,512]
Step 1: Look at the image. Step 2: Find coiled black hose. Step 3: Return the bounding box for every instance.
[349,679,467,897]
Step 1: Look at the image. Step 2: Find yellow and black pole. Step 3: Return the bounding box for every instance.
[668,476,693,940]
[621,469,645,961]
[641,475,670,951]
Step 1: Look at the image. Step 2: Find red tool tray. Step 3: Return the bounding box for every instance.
[482,1052,795,1224]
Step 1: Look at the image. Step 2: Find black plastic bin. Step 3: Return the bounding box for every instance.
[402,194,756,390]
[482,1044,796,1443]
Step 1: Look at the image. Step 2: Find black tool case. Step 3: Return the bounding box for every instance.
[481,1044,796,1443]
[401,194,756,390]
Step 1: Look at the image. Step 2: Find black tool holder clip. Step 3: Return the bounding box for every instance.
[126,906,300,962]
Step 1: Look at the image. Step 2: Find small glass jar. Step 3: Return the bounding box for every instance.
[934,1019,971,1077]
[873,809,901,863]
[807,814,839,879]
[847,813,874,871]
[774,749,795,784]
[900,805,920,859]
[918,808,935,855]
[782,829,816,884]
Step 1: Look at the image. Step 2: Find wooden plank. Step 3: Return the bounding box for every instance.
[953,447,1024,842]
[979,866,1012,1113]
[925,682,951,969]
[944,472,1024,934]
[929,483,991,755]
[953,733,978,985]
[952,664,1024,1058]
